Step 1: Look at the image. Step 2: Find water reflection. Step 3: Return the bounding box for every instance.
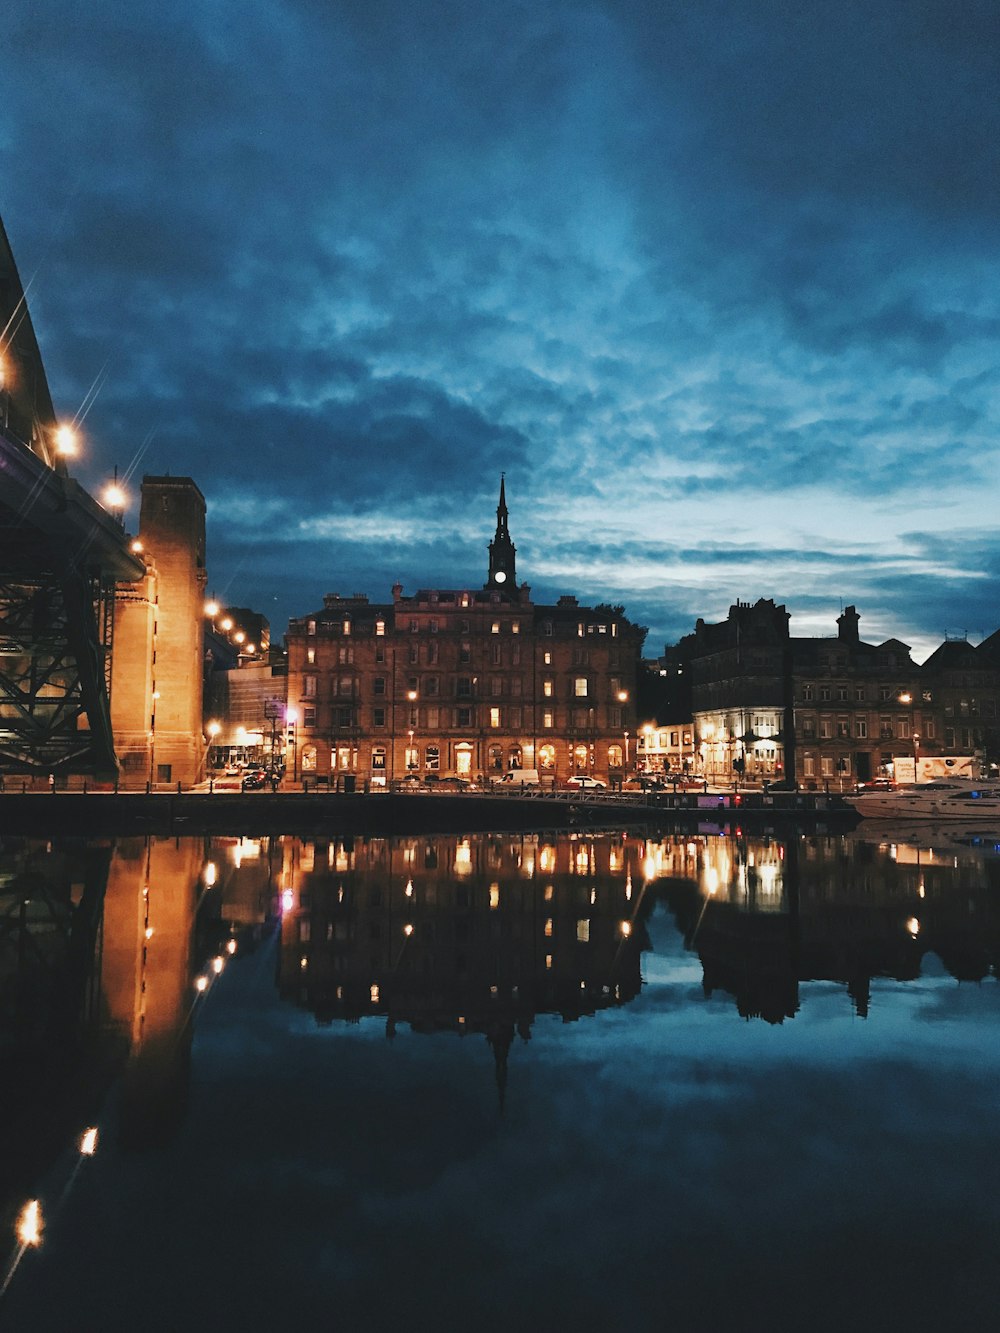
[2,824,999,1327]
[2,826,998,1186]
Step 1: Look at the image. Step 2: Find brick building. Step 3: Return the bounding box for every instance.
[284,481,645,786]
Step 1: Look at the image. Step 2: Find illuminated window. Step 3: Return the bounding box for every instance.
[375,618,385,636]
[543,679,553,697]
[543,650,552,665]
[342,618,351,636]
[304,675,317,697]
[489,884,500,909]
[543,711,554,729]
[490,707,501,728]
[574,677,588,697]
[544,918,553,937]
[576,919,590,943]
[307,647,315,664]
[492,621,500,634]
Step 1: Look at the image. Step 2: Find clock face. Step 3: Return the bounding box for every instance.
[494,570,507,584]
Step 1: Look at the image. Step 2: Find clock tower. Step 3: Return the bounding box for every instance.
[486,474,517,591]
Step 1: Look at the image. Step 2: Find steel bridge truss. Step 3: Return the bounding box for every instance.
[0,556,119,777]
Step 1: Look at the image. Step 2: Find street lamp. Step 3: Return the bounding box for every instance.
[286,707,299,782]
[913,732,921,781]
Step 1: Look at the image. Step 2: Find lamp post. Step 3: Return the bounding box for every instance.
[286,707,298,782]
[204,720,221,785]
[913,732,921,782]
[617,690,629,776]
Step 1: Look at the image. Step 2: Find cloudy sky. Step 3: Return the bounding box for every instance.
[3,0,1000,656]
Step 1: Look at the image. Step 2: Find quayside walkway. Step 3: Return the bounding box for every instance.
[0,786,858,837]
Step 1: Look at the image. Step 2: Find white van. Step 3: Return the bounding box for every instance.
[492,769,541,788]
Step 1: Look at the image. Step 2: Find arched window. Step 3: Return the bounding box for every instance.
[573,744,589,772]
[300,745,317,772]
[608,744,623,768]
[507,745,523,770]
[538,744,556,769]
[488,744,503,771]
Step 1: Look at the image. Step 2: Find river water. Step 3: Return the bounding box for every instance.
[1,823,998,1331]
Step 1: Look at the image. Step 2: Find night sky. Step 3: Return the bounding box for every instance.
[4,1,999,657]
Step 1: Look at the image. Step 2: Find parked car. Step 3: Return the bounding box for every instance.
[491,769,542,788]
[565,775,607,790]
[424,774,472,790]
[241,768,267,791]
[763,777,800,793]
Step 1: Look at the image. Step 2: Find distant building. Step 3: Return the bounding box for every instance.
[284,481,645,785]
[673,600,936,787]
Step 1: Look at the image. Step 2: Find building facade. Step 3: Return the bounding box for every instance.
[284,483,644,786]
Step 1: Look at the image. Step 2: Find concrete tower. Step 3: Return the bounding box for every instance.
[112,477,207,787]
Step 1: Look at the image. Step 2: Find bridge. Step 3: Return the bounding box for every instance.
[0,216,144,776]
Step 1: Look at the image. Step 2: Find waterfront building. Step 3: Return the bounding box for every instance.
[674,600,932,788]
[284,482,645,786]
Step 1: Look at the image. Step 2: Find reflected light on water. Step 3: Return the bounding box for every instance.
[80,1127,98,1156]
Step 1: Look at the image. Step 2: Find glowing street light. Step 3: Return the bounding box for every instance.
[80,1127,99,1156]
[204,599,220,618]
[16,1200,42,1247]
[54,424,77,457]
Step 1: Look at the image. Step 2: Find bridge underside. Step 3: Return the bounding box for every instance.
[0,433,142,776]
[0,551,118,776]
[1,216,144,776]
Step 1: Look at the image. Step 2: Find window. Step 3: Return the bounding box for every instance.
[342,618,351,636]
[576,919,590,943]
[880,717,893,739]
[543,679,554,698]
[457,677,472,697]
[543,650,552,665]
[574,677,588,697]
[375,618,385,636]
[375,644,386,664]
[374,677,386,695]
[509,706,522,728]
[427,642,439,665]
[512,621,520,634]
[543,710,554,729]
[820,685,831,701]
[303,675,317,697]
[804,755,815,777]
[337,707,352,727]
[820,718,833,739]
[855,687,866,702]
[490,707,501,728]
[408,644,418,665]
[490,677,503,697]
[925,720,936,739]
[371,746,386,770]
[373,708,386,728]
[855,717,868,738]
[837,686,848,701]
[426,676,440,697]
[821,756,834,777]
[512,643,521,666]
[303,706,316,728]
[837,719,850,738]
[307,619,316,636]
[491,642,501,665]
[307,647,316,665]
[544,621,553,636]
[458,707,472,727]
[577,622,585,637]
[409,619,418,634]
[337,645,353,665]
[879,687,891,701]
[429,618,438,634]
[491,621,500,634]
[338,675,353,697]
[426,707,439,728]
[802,684,814,701]
[426,746,440,770]
[459,641,471,664]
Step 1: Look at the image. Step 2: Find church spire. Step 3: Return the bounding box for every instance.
[486,473,517,590]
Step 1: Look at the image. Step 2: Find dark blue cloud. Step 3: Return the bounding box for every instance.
[3,0,999,651]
